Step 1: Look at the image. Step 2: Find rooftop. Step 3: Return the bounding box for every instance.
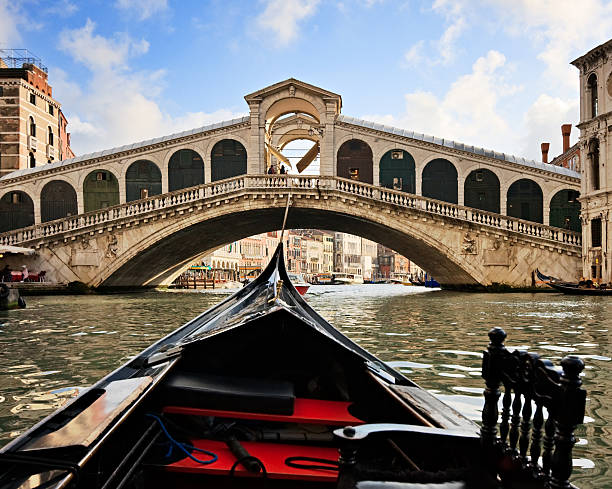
[0,48,48,73]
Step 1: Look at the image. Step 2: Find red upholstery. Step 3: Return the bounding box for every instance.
[164,439,339,481]
[163,398,363,425]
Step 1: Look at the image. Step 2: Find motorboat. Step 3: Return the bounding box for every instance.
[0,244,587,489]
[287,273,310,295]
[332,273,364,285]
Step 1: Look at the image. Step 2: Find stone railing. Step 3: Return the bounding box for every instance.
[0,175,582,249]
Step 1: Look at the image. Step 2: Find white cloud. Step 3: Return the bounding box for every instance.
[114,0,168,20]
[59,19,149,72]
[44,0,78,17]
[0,0,22,46]
[256,0,320,46]
[488,0,612,90]
[403,40,424,66]
[365,50,523,155]
[521,94,579,160]
[55,21,245,155]
[432,0,467,64]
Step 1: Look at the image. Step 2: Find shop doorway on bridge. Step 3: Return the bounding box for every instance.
[41,180,77,222]
[337,139,373,184]
[126,160,162,202]
[464,168,500,213]
[211,139,247,181]
[0,191,34,232]
[549,189,580,231]
[379,149,416,193]
[169,149,204,191]
[422,158,458,204]
[507,179,543,223]
[84,170,120,212]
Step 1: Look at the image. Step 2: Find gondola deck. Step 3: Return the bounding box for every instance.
[0,243,588,489]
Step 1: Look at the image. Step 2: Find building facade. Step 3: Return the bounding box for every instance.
[0,50,74,177]
[572,39,612,282]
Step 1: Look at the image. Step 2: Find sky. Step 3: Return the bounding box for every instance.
[1,0,611,162]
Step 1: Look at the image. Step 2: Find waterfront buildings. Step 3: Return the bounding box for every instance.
[178,230,415,285]
[571,39,612,282]
[0,49,74,177]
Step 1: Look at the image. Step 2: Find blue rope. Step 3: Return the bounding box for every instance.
[146,413,218,465]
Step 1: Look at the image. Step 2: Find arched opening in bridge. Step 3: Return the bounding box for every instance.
[168,149,204,191]
[588,138,600,191]
[379,149,416,193]
[464,168,500,213]
[126,160,162,202]
[211,139,247,182]
[422,159,457,204]
[0,191,34,232]
[337,139,373,184]
[588,73,598,118]
[266,108,321,174]
[549,189,580,232]
[84,169,120,212]
[41,180,78,222]
[506,179,543,223]
[280,138,320,175]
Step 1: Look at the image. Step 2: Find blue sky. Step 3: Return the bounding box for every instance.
[2,0,612,161]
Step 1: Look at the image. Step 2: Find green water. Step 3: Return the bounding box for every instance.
[0,285,609,487]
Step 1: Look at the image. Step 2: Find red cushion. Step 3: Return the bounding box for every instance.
[163,398,363,425]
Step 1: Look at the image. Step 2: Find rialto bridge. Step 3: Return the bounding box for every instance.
[0,79,582,287]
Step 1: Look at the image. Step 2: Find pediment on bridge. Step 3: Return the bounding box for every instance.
[244,78,342,112]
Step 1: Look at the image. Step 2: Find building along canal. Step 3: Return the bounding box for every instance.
[0,285,610,488]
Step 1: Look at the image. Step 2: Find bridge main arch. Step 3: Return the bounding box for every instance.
[93,197,486,288]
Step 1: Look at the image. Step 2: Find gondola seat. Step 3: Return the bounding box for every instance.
[162,372,295,415]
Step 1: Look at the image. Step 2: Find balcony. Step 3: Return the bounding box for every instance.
[46,144,56,160]
[27,136,37,152]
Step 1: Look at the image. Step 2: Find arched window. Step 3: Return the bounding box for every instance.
[41,180,78,222]
[336,139,373,184]
[29,152,35,168]
[211,140,247,182]
[0,191,35,232]
[589,138,600,191]
[549,189,580,231]
[588,73,598,118]
[422,158,458,204]
[379,149,416,193]
[506,179,543,223]
[464,168,500,213]
[168,149,204,191]
[29,117,36,137]
[48,126,54,146]
[84,170,120,212]
[125,160,162,202]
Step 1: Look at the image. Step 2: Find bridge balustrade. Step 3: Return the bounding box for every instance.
[0,175,581,250]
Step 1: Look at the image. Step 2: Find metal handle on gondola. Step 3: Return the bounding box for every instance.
[226,435,261,473]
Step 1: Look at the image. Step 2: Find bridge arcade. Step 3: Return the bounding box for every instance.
[0,79,583,287]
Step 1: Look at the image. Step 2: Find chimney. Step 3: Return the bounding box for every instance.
[561,124,571,153]
[541,142,550,163]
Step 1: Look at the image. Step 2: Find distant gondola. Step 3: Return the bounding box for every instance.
[548,281,612,296]
[0,243,587,489]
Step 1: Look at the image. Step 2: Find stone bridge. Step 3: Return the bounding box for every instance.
[0,175,581,288]
[0,78,583,287]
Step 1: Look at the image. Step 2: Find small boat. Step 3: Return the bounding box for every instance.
[0,283,26,310]
[332,272,364,285]
[423,274,440,288]
[287,273,310,295]
[548,281,612,296]
[0,244,587,489]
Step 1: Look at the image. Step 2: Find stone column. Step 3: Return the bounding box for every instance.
[33,191,41,225]
[457,175,465,206]
[319,100,336,177]
[247,101,262,174]
[500,186,507,216]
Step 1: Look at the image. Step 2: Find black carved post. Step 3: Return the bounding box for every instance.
[550,356,586,489]
[481,327,507,446]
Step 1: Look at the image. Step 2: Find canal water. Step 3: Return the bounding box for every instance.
[0,285,609,488]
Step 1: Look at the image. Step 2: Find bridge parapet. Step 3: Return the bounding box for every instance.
[0,175,581,251]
